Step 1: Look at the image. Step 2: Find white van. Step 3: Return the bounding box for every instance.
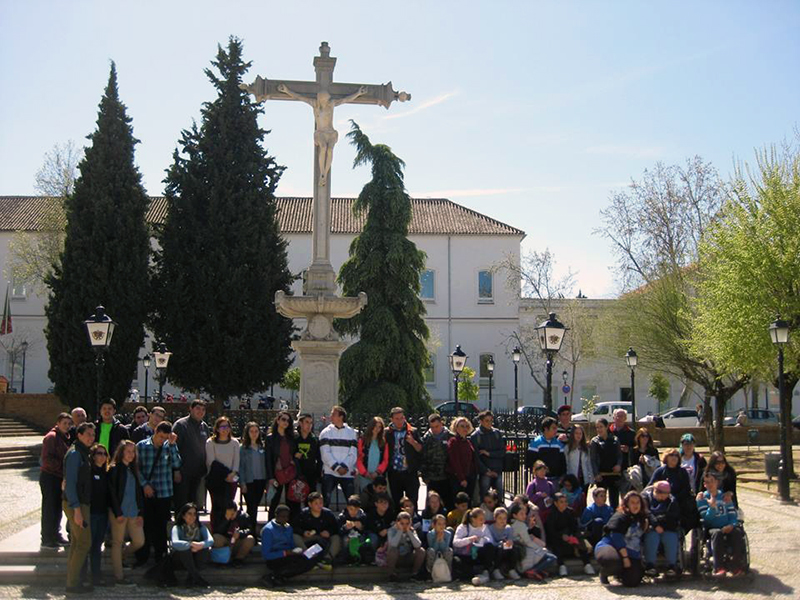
[572,401,633,424]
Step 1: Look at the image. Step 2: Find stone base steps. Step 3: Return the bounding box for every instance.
[0,416,44,438]
[0,440,40,469]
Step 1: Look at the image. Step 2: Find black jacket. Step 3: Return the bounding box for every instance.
[386,423,422,474]
[90,464,110,515]
[211,508,252,538]
[293,507,339,536]
[642,489,680,531]
[264,432,299,482]
[365,508,394,538]
[590,434,622,475]
[95,418,130,457]
[295,432,322,484]
[337,508,368,537]
[609,424,636,469]
[420,428,453,482]
[108,463,144,518]
[470,426,505,475]
[63,441,92,506]
[545,506,580,540]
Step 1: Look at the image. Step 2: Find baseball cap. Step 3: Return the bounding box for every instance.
[680,433,695,444]
[557,405,572,415]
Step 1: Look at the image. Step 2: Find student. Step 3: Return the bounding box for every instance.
[295,413,322,496]
[239,422,267,538]
[526,417,567,480]
[447,417,478,506]
[365,492,395,550]
[642,481,681,577]
[356,416,389,491]
[590,418,622,508]
[559,474,586,514]
[360,475,393,516]
[595,491,648,586]
[609,409,636,471]
[648,448,696,530]
[172,400,210,513]
[205,416,241,516]
[679,433,707,496]
[420,491,447,542]
[556,405,574,439]
[39,412,72,550]
[108,440,145,586]
[509,501,556,580]
[130,406,166,444]
[525,460,556,518]
[426,514,453,578]
[545,493,594,576]
[129,406,149,432]
[63,422,96,594]
[170,503,213,588]
[386,407,424,509]
[87,444,111,586]
[211,500,256,567]
[479,489,500,526]
[470,411,506,499]
[453,507,496,585]
[292,491,340,564]
[319,406,358,508]
[421,414,455,510]
[265,412,300,519]
[337,495,369,564]
[488,507,520,580]
[580,487,613,548]
[95,398,130,457]
[628,428,660,491]
[697,471,746,577]
[399,496,423,538]
[261,504,323,587]
[386,511,425,582]
[446,492,471,529]
[511,494,546,543]
[705,451,738,507]
[565,424,594,493]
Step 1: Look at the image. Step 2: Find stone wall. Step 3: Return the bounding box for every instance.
[640,422,782,447]
[0,393,70,430]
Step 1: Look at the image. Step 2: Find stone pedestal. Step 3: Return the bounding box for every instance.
[291,339,347,417]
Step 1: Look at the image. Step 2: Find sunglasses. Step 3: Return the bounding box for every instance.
[218,424,231,430]
[94,452,107,457]
[279,417,290,423]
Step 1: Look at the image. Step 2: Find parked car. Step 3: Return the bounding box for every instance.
[723,409,779,427]
[516,406,557,419]
[572,401,633,424]
[434,401,480,418]
[793,415,800,431]
[638,407,698,428]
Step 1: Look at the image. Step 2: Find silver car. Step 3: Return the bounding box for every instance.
[723,409,779,427]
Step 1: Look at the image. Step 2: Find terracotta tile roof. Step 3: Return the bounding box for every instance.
[0,196,524,237]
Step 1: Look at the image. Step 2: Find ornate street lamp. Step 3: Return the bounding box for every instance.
[535,312,567,412]
[449,345,467,416]
[769,316,791,503]
[487,356,495,411]
[153,343,172,403]
[625,347,638,421]
[84,306,116,419]
[142,355,151,404]
[512,346,521,412]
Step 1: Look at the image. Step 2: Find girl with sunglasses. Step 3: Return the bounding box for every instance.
[88,443,111,586]
[266,411,300,519]
[206,416,241,516]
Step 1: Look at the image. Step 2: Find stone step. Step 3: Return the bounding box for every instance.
[0,431,41,437]
[0,459,39,470]
[0,447,36,457]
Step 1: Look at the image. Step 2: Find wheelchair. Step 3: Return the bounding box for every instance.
[692,523,751,578]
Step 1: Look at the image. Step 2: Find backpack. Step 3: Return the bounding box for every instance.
[431,554,452,583]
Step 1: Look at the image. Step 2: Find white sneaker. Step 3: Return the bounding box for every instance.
[492,568,505,580]
[508,569,521,580]
[471,575,482,586]
[584,564,595,575]
[558,564,568,576]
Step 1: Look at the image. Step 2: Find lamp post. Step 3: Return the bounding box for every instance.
[449,345,467,416]
[487,356,495,411]
[769,316,791,503]
[625,347,638,422]
[20,341,28,394]
[535,312,567,412]
[512,346,521,412]
[142,355,151,404]
[84,306,116,419]
[153,343,172,404]
[562,370,568,405]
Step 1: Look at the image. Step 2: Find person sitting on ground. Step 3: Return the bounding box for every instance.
[399,496,423,539]
[480,489,501,526]
[488,506,521,580]
[697,470,746,577]
[511,494,546,542]
[169,503,213,588]
[642,481,681,578]
[87,443,111,587]
[420,491,447,544]
[705,451,738,508]
[292,491,340,566]
[360,475,393,516]
[559,474,586,514]
[337,495,370,564]
[260,504,323,587]
[594,491,648,587]
[509,501,556,580]
[453,507,496,585]
[525,460,556,519]
[386,511,425,582]
[580,487,613,548]
[365,492,395,551]
[526,417,567,480]
[545,492,594,576]
[211,500,256,568]
[447,492,471,529]
[426,514,454,580]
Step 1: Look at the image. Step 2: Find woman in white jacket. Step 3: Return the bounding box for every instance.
[565,425,595,493]
[508,502,557,579]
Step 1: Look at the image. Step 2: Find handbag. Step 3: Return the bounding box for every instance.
[210,545,231,564]
[431,554,452,583]
[274,453,297,486]
[286,478,310,503]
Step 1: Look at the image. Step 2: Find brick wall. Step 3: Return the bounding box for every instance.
[0,393,70,430]
[641,422,782,447]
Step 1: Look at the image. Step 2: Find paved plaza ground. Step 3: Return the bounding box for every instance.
[0,462,798,600]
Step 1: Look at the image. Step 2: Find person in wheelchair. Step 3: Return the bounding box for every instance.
[642,481,681,577]
[696,471,746,577]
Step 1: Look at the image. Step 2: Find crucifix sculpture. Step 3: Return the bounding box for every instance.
[242,42,411,416]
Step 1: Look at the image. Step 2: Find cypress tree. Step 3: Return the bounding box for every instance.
[45,63,150,412]
[337,122,431,414]
[150,38,292,403]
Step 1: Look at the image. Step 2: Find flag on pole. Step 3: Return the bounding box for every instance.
[0,286,12,335]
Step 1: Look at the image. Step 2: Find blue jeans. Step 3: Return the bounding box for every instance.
[479,472,504,499]
[644,529,679,566]
[533,551,558,573]
[322,475,355,509]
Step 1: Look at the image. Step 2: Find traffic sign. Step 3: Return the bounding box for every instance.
[562,384,571,394]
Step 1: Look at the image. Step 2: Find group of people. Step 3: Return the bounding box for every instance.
[39,400,747,593]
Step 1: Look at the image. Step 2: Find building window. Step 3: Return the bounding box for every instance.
[479,353,494,388]
[11,277,26,299]
[420,269,435,301]
[478,270,493,303]
[424,352,435,385]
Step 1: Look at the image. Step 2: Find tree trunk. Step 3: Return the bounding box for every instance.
[570,369,576,407]
[713,392,728,452]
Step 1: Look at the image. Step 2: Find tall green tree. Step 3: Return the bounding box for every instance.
[150,38,293,405]
[45,64,150,412]
[337,122,430,414]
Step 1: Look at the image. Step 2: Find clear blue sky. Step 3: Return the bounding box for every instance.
[1,1,798,297]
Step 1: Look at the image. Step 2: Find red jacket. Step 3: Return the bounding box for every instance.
[447,435,478,482]
[40,426,70,478]
[356,438,389,477]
